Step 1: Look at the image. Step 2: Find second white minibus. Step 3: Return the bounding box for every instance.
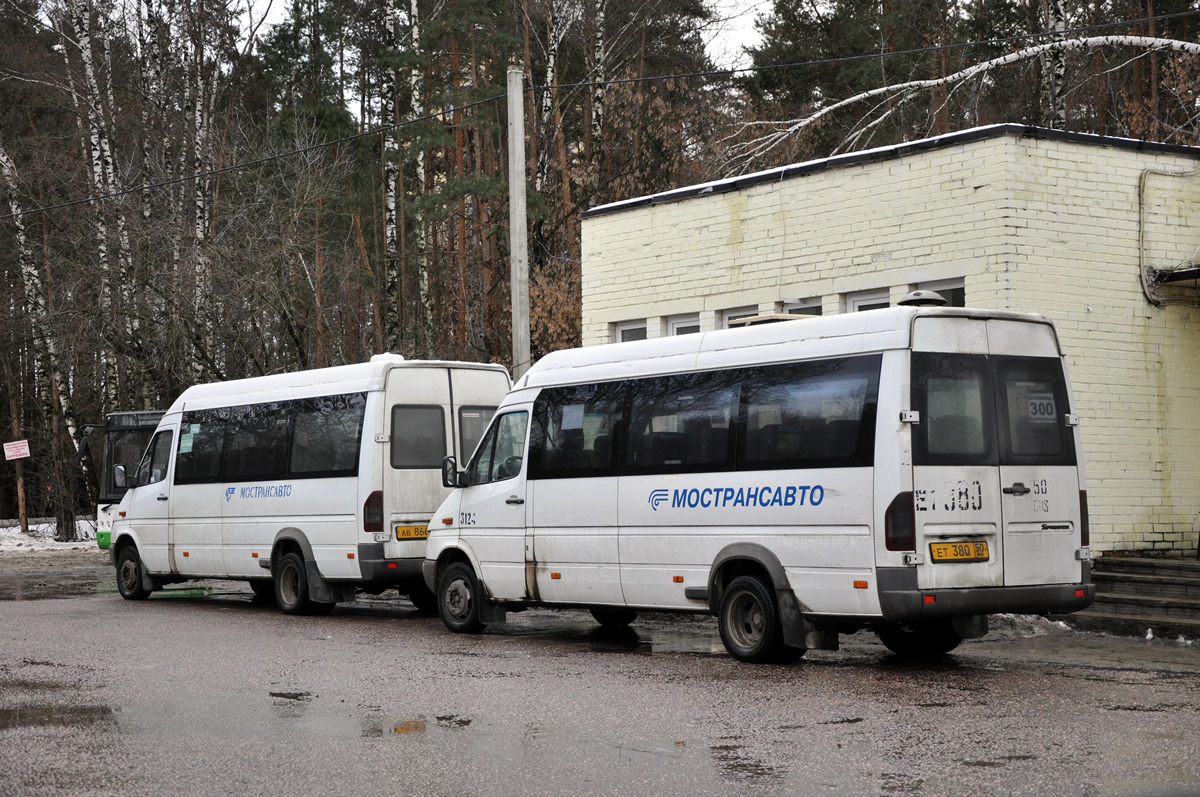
[423,302,1094,661]
[110,355,510,614]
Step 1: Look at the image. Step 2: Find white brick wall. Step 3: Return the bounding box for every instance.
[581,129,1200,555]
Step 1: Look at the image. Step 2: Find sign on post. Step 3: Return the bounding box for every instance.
[4,440,30,461]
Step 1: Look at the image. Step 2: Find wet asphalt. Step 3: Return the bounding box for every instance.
[1,549,1198,796]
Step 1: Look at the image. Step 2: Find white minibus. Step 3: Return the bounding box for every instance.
[110,355,510,614]
[423,302,1094,661]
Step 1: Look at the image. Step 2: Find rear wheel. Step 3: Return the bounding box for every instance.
[407,587,437,614]
[875,620,963,657]
[274,552,335,615]
[438,562,484,633]
[248,580,274,599]
[590,607,638,628]
[718,574,787,663]
[115,545,150,601]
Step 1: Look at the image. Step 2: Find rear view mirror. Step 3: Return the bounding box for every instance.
[441,456,460,489]
[113,465,128,489]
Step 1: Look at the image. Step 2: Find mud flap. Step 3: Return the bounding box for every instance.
[305,561,356,604]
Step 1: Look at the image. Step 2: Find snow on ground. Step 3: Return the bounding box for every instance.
[0,519,98,552]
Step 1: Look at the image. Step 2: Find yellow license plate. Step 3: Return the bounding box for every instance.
[395,524,428,540]
[929,540,989,563]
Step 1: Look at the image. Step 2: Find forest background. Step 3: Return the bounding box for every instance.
[1,0,1196,534]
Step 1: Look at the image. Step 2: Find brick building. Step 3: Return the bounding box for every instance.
[579,124,1200,556]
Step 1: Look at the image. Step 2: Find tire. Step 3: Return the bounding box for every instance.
[875,620,963,657]
[274,552,335,615]
[590,607,638,628]
[249,580,274,599]
[407,587,438,614]
[115,545,151,601]
[438,562,485,633]
[718,574,787,663]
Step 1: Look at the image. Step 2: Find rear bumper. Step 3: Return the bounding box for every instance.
[354,543,424,587]
[876,565,1095,621]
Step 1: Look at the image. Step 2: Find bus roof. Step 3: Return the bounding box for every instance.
[516,307,1055,390]
[167,355,510,414]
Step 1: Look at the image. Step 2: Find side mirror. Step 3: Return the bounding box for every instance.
[441,456,461,489]
[113,465,128,489]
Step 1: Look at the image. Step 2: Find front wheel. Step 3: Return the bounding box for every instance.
[438,562,485,633]
[115,545,151,600]
[875,620,963,657]
[718,575,787,663]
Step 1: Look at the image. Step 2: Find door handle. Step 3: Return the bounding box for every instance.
[156,495,169,502]
[1002,483,1030,496]
[506,496,524,505]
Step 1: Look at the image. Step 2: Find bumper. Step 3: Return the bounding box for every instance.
[97,531,111,550]
[421,559,438,594]
[354,543,424,587]
[876,565,1095,621]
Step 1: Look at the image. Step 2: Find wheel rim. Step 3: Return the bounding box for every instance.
[444,576,473,622]
[725,590,765,650]
[280,563,301,606]
[118,556,139,593]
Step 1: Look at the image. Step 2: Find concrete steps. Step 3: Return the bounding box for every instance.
[1062,557,1200,640]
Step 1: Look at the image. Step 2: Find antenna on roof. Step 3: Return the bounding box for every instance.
[898,290,948,307]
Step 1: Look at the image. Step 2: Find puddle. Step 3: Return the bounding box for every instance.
[0,705,116,729]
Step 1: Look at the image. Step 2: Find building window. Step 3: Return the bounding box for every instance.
[917,279,966,307]
[783,298,822,316]
[846,289,890,312]
[668,314,700,335]
[614,321,647,343]
[721,306,758,328]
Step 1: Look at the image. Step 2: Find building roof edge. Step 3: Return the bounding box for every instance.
[581,124,1200,219]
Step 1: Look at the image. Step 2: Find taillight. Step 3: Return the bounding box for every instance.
[1079,490,1089,547]
[364,491,383,533]
[885,492,915,551]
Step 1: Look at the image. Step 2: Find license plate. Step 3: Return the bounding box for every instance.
[395,524,428,540]
[929,540,989,563]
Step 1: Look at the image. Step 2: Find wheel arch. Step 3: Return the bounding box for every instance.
[271,527,313,570]
[708,542,807,651]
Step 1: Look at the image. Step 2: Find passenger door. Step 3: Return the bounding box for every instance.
[456,410,530,601]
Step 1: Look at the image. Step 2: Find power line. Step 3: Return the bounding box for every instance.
[0,92,506,223]
[535,8,1200,92]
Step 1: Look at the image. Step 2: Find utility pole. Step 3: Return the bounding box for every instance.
[506,66,531,380]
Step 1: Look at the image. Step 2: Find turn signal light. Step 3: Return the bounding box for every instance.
[923,595,936,604]
[251,552,259,558]
[347,553,355,560]
[551,572,561,580]
[673,576,684,583]
[442,517,454,525]
[853,580,868,589]
[1075,588,1085,598]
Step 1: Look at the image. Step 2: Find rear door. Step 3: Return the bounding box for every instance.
[910,317,1081,590]
[988,320,1082,585]
[384,367,453,557]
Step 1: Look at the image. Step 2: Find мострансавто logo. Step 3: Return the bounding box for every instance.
[648,485,824,511]
[225,484,294,502]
